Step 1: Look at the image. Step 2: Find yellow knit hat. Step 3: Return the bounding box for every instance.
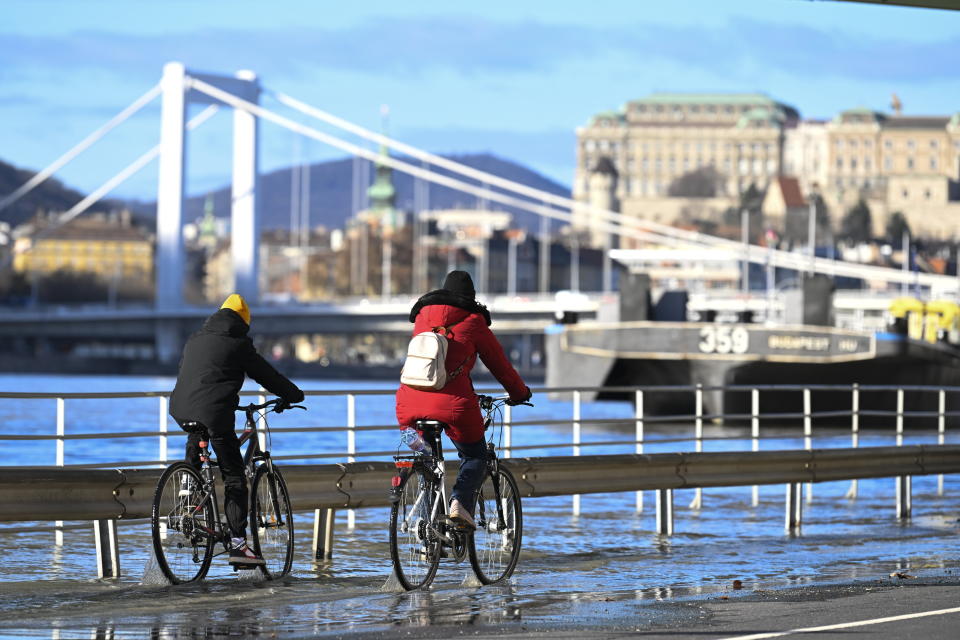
[220,294,250,325]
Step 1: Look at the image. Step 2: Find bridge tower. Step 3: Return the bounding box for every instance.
[155,62,261,361]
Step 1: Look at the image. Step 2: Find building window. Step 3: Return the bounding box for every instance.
[836,139,844,149]
[864,139,873,148]
[884,157,893,170]
[864,158,872,171]
[925,189,932,200]
[725,105,734,114]
[930,139,938,149]
[851,158,858,171]
[690,105,700,113]
[849,139,858,149]
[907,139,915,150]
[907,158,914,170]
[884,140,893,150]
[902,189,909,199]
[636,105,647,113]
[930,157,938,170]
[837,158,843,170]
[585,140,596,152]
[766,159,777,174]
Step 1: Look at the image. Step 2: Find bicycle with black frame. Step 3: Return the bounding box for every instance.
[389,394,532,590]
[150,398,304,583]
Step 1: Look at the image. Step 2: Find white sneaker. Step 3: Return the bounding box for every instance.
[449,499,476,531]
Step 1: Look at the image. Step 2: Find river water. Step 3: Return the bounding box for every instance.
[0,374,958,638]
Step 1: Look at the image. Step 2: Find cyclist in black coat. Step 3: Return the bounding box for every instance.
[169,294,304,568]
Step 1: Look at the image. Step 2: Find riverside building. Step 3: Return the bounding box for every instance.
[577,92,960,243]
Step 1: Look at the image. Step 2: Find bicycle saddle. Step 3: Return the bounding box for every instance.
[413,420,445,436]
[179,421,209,437]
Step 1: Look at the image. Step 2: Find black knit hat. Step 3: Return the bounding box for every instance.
[442,270,476,299]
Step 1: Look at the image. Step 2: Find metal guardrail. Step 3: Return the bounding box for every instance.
[3,445,957,523]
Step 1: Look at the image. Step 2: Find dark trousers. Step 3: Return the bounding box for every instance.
[450,436,488,515]
[185,428,248,539]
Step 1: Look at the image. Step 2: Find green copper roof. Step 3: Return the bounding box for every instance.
[631,92,780,105]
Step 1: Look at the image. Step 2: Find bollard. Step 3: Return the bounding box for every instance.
[690,384,703,510]
[347,394,356,529]
[655,488,673,535]
[751,388,759,507]
[312,508,336,560]
[94,519,120,579]
[635,389,644,513]
[896,476,912,520]
[785,482,802,531]
[845,384,860,499]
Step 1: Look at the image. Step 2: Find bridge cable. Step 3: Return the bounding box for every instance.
[1,105,220,272]
[0,83,163,214]
[268,88,957,291]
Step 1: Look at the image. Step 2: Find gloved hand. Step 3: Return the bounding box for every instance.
[274,398,291,413]
[506,387,533,406]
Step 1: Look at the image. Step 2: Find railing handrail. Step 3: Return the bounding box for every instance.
[3,383,960,400]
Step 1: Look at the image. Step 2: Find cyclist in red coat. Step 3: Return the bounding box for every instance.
[396,270,531,530]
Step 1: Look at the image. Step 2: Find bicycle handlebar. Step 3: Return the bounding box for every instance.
[237,398,307,414]
[477,394,534,411]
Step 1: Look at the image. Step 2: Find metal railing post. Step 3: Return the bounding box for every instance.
[938,388,945,496]
[846,384,859,499]
[503,403,512,459]
[803,388,813,504]
[751,388,759,507]
[347,393,356,529]
[690,384,703,509]
[896,476,912,520]
[895,387,908,515]
[896,388,904,447]
[656,488,674,535]
[93,519,120,579]
[56,397,65,546]
[158,395,169,463]
[635,389,644,513]
[572,390,581,516]
[257,389,267,451]
[312,508,335,561]
[785,482,802,531]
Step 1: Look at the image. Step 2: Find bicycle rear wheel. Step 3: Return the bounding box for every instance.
[468,466,522,584]
[250,465,294,579]
[389,467,440,590]
[151,462,215,584]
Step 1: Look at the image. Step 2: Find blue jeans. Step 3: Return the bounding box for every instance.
[450,436,488,515]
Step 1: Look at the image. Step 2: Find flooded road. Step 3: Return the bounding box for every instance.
[1,479,958,638]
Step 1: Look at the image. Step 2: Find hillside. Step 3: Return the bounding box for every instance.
[0,159,128,227]
[1,153,572,234]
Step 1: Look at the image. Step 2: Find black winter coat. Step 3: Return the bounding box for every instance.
[169,309,304,433]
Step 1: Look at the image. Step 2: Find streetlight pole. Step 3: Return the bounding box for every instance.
[741,208,749,295]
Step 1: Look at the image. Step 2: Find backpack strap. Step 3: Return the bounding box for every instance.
[431,315,471,382]
[431,315,466,338]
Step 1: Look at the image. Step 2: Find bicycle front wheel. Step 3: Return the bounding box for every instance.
[389,466,440,590]
[468,466,522,584]
[151,462,215,584]
[250,465,295,579]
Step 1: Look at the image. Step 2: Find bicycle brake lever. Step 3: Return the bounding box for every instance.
[290,405,307,411]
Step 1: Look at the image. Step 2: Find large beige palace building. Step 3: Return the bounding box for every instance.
[574,92,960,244]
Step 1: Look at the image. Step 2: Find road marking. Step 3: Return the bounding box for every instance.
[717,606,960,640]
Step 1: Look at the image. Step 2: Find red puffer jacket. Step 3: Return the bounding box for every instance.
[396,302,529,443]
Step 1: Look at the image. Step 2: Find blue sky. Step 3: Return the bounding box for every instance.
[1,0,958,200]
